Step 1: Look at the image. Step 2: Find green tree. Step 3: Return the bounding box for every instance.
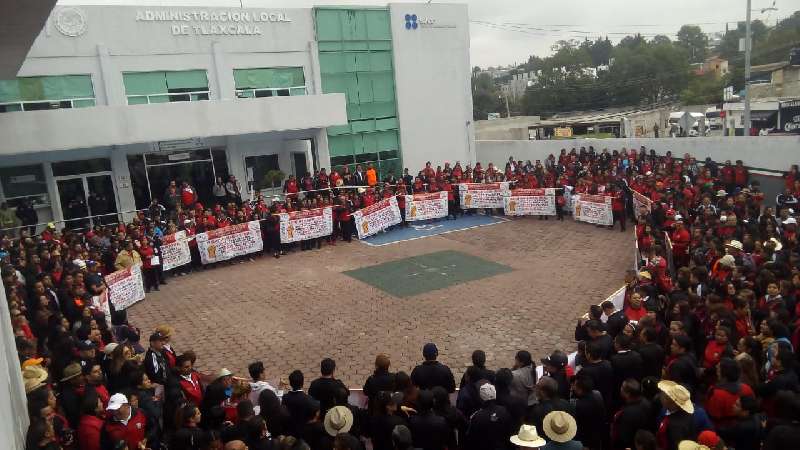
[471,72,501,120]
[677,25,709,63]
[680,72,727,104]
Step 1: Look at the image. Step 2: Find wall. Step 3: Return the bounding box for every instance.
[389,3,475,172]
[476,136,800,172]
[0,285,28,450]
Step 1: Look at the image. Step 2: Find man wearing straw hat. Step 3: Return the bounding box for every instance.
[656,380,697,450]
[510,424,547,449]
[541,411,582,450]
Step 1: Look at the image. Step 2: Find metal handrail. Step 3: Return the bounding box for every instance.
[0,208,148,234]
[0,97,96,111]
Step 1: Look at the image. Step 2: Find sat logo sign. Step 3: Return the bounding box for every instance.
[404,13,438,30]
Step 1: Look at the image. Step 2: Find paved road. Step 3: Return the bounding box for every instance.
[128,217,632,388]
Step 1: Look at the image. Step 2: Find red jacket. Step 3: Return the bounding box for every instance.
[78,415,104,450]
[104,408,147,450]
[179,371,204,406]
[705,382,754,427]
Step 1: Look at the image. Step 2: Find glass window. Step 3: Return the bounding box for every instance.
[52,158,111,177]
[233,68,306,98]
[0,164,48,202]
[123,70,209,105]
[245,155,281,191]
[144,149,212,166]
[127,155,151,210]
[0,75,95,113]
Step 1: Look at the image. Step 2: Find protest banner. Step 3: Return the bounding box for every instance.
[279,207,333,243]
[353,197,402,239]
[196,221,263,264]
[161,230,191,271]
[458,182,511,209]
[105,264,146,310]
[503,188,556,216]
[91,290,112,327]
[632,189,653,220]
[573,194,613,226]
[563,186,574,215]
[405,191,448,222]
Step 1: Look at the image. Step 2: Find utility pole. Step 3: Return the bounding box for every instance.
[743,0,752,136]
[499,93,511,118]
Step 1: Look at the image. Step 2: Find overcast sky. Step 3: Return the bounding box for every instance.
[57,0,800,67]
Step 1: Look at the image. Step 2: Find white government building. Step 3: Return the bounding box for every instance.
[0,3,474,229]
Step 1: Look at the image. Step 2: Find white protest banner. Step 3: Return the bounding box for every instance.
[503,188,556,216]
[196,221,263,264]
[105,265,146,311]
[405,191,448,222]
[563,186,574,215]
[458,182,511,209]
[91,290,111,327]
[353,197,402,239]
[279,207,333,243]
[161,231,191,271]
[573,194,613,226]
[632,189,652,220]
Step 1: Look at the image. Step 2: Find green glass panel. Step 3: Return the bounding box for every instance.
[351,119,375,134]
[123,72,168,96]
[18,78,44,101]
[73,99,95,108]
[344,53,359,73]
[356,73,374,103]
[290,87,306,96]
[354,53,371,72]
[0,79,21,103]
[371,71,394,102]
[369,41,392,51]
[56,75,94,99]
[351,133,365,154]
[365,10,391,40]
[375,117,398,131]
[2,104,23,112]
[346,103,362,120]
[342,10,368,41]
[319,54,347,74]
[166,70,207,90]
[327,124,351,136]
[362,132,378,153]
[343,42,369,51]
[370,52,393,71]
[238,90,255,98]
[149,95,170,104]
[328,134,353,157]
[315,9,343,41]
[127,96,148,105]
[373,101,397,118]
[376,130,399,151]
[359,102,376,119]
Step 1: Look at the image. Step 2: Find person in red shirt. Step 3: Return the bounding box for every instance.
[104,394,148,450]
[139,237,159,293]
[180,181,197,210]
[441,178,455,219]
[609,186,626,231]
[704,326,733,370]
[705,357,754,428]
[671,219,691,268]
[176,354,204,407]
[734,160,749,188]
[624,291,648,322]
[413,177,426,194]
[78,392,105,450]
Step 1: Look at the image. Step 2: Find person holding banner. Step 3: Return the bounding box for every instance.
[139,237,160,293]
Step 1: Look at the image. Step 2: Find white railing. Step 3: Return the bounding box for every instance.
[0,97,96,112]
[126,90,210,104]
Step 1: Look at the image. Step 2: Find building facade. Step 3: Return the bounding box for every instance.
[0,3,474,230]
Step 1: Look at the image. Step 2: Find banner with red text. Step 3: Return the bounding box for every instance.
[405,192,448,221]
[279,207,333,243]
[353,197,402,239]
[196,221,263,264]
[632,189,652,220]
[161,231,191,271]
[105,265,146,310]
[573,194,613,226]
[458,182,511,209]
[503,188,556,216]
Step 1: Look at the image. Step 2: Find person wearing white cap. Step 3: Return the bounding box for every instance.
[104,393,149,450]
[465,383,515,450]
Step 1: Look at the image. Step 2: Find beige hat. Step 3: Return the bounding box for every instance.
[725,240,743,251]
[22,365,49,393]
[718,254,736,269]
[542,411,577,443]
[103,342,119,356]
[638,270,652,280]
[678,441,711,450]
[510,424,547,448]
[658,380,694,414]
[769,237,783,252]
[215,368,233,380]
[60,362,82,382]
[323,405,354,437]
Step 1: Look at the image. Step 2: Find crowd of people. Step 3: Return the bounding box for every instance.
[6,146,800,450]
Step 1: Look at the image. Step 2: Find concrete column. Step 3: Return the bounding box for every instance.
[43,162,61,228]
[225,137,250,200]
[308,40,323,95]
[212,41,233,100]
[110,148,137,222]
[97,44,126,106]
[314,128,331,171]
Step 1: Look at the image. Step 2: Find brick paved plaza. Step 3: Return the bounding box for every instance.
[128,217,631,387]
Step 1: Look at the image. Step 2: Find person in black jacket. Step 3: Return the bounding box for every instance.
[529,376,575,433]
[363,354,396,414]
[575,305,603,342]
[580,341,615,414]
[541,351,571,400]
[201,369,234,429]
[717,395,764,450]
[258,389,292,438]
[410,343,455,393]
[408,389,450,450]
[432,386,466,450]
[143,332,168,386]
[494,368,526,430]
[602,300,629,338]
[571,375,607,450]
[308,358,347,417]
[586,320,614,360]
[611,379,653,450]
[368,391,408,450]
[281,370,320,438]
[637,327,666,379]
[465,383,514,450]
[458,350,495,388]
[610,334,644,409]
[656,380,697,450]
[58,362,85,430]
[665,335,699,394]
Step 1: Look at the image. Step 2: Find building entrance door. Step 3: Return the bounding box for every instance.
[292,152,308,179]
[55,172,117,230]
